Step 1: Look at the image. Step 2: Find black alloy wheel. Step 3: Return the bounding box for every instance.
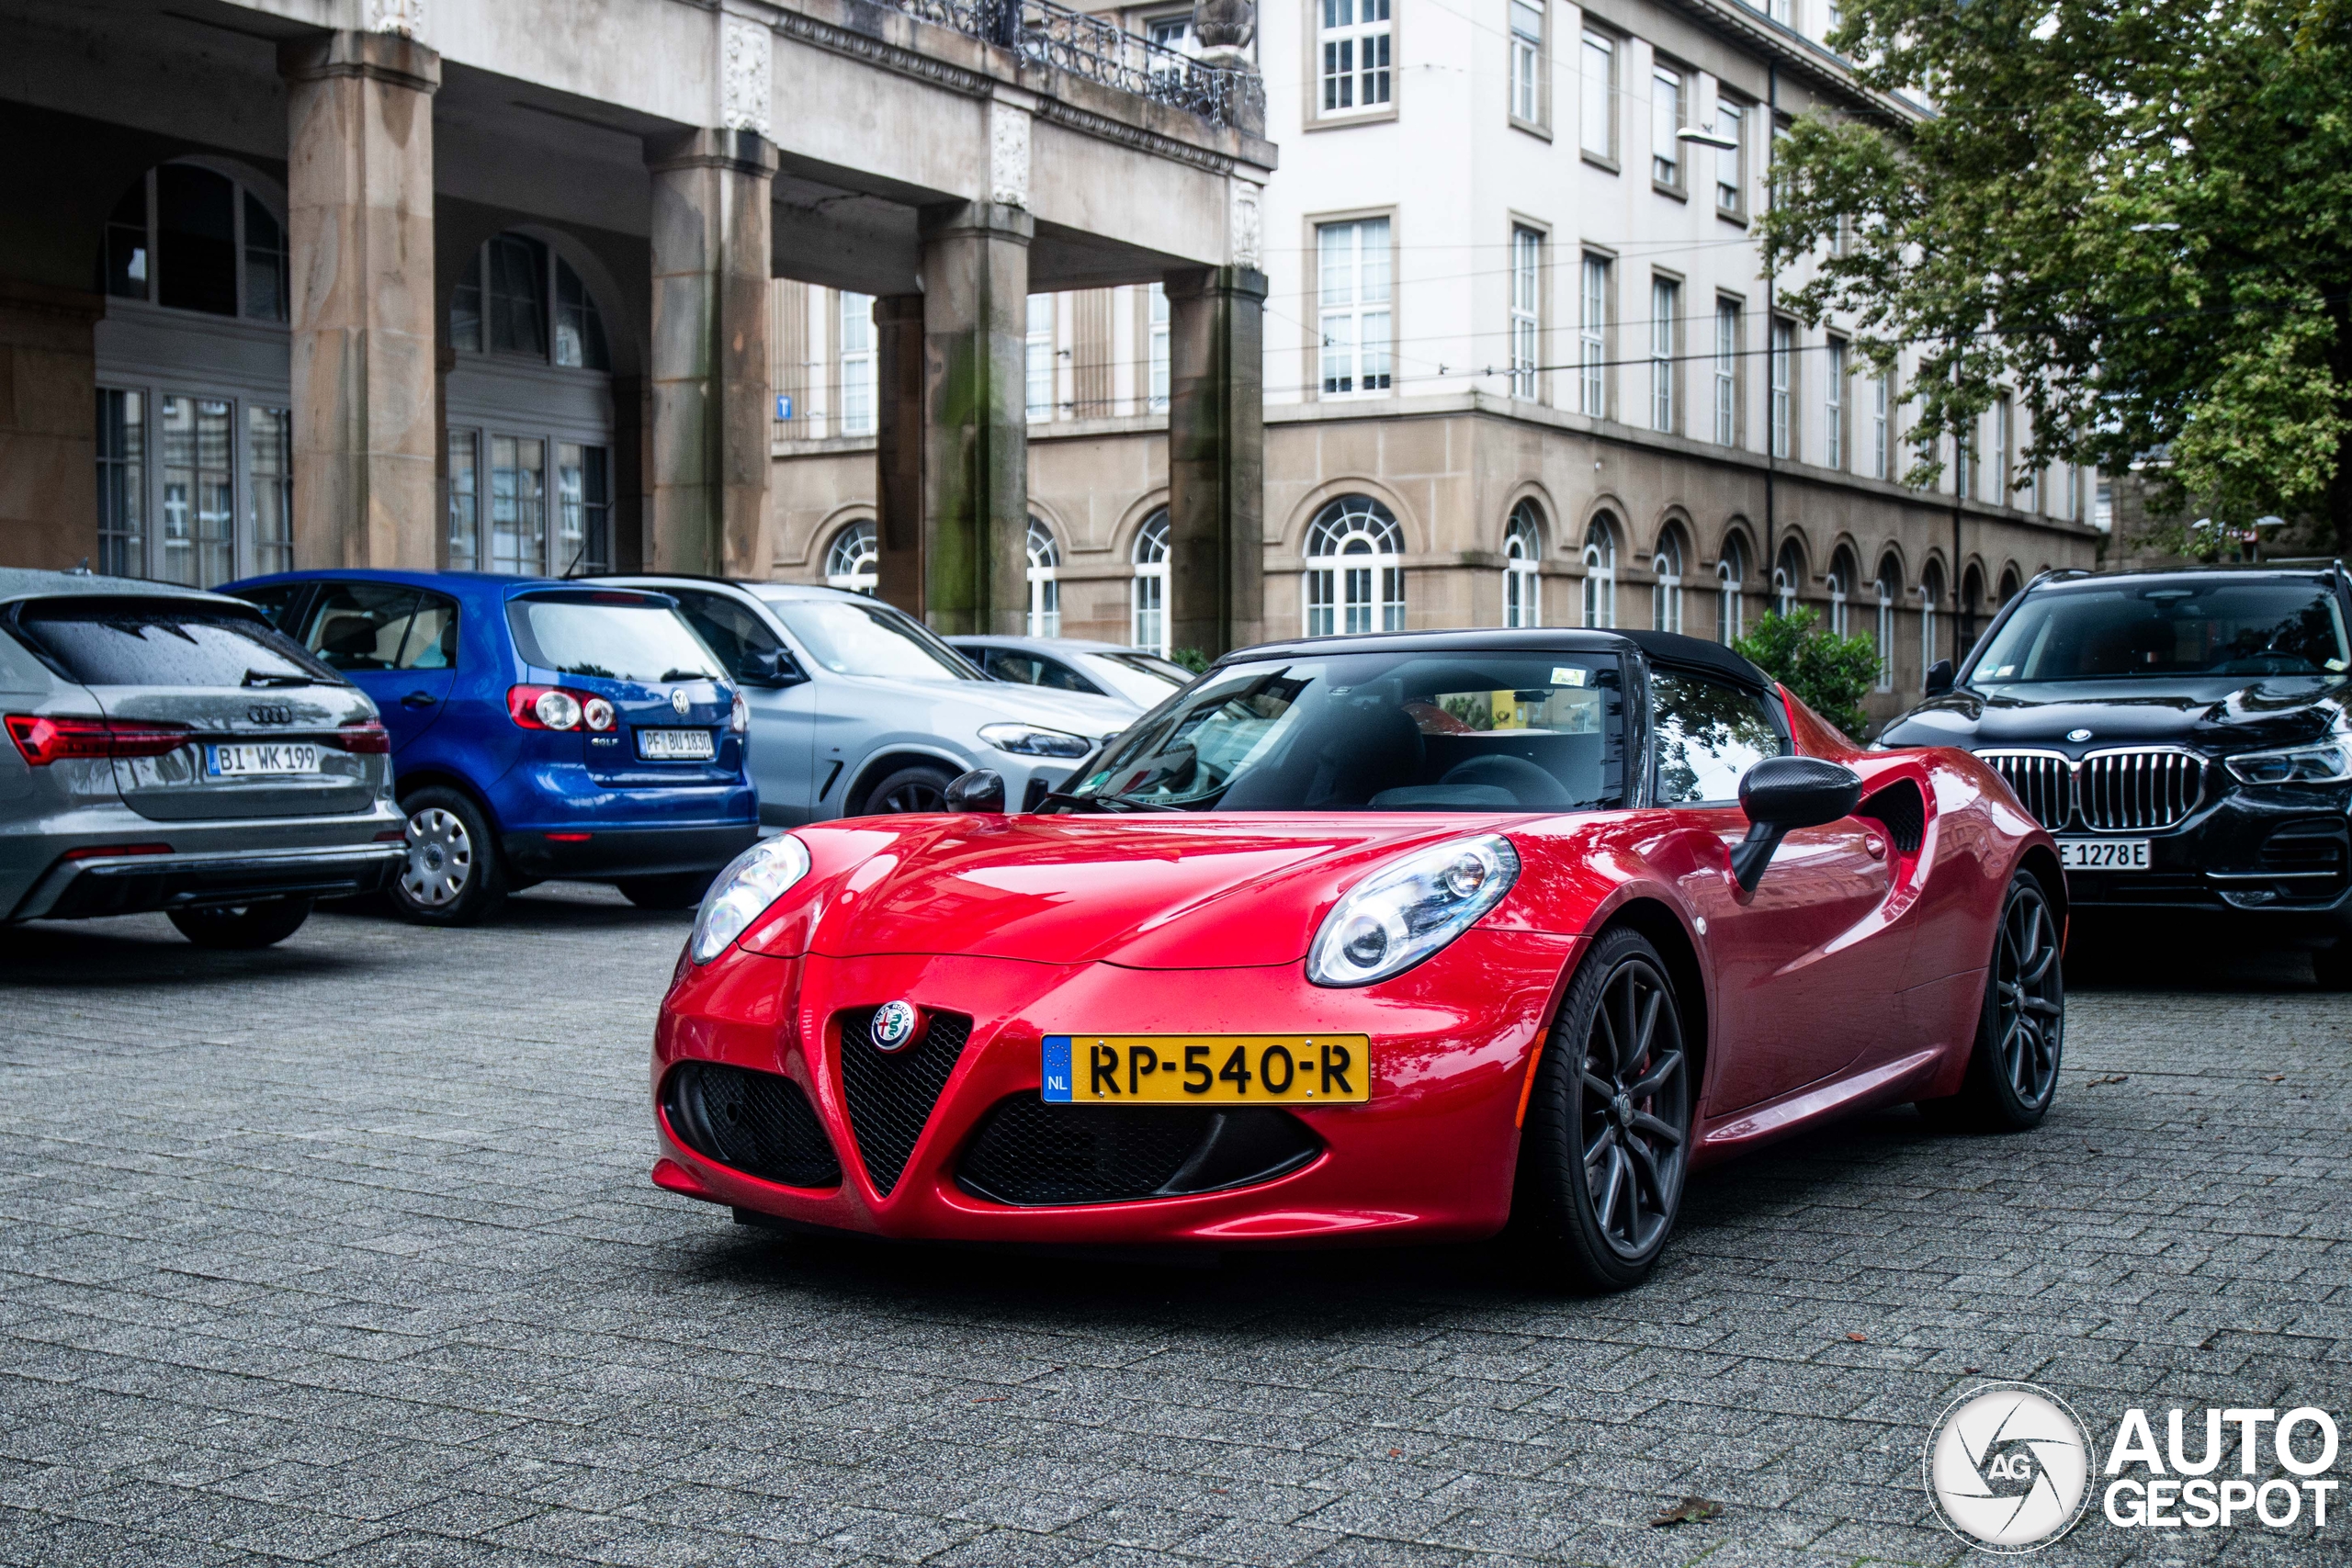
[1517,926,1693,1292]
[1919,869,2065,1133]
[167,897,313,950]
[861,764,955,816]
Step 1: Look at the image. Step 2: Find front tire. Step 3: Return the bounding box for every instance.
[857,763,955,816]
[1515,927,1693,1292]
[1918,869,2065,1133]
[390,786,506,927]
[168,898,312,950]
[617,872,712,910]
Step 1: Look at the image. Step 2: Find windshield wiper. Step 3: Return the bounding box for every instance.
[242,670,314,687]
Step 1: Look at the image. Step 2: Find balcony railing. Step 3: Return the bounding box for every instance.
[886,0,1265,131]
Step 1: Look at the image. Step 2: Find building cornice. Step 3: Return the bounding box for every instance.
[1655,0,1926,124]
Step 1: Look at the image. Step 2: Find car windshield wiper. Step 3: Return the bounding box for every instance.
[242,670,315,687]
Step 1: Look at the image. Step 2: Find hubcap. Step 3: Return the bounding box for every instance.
[401,807,472,907]
[1577,956,1690,1261]
[1994,885,2064,1107]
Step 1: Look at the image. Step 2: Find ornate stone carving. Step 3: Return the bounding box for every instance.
[1229,178,1263,269]
[367,0,426,40]
[989,99,1031,209]
[1193,0,1256,51]
[720,17,773,139]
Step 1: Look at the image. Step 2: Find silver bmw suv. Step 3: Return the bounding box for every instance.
[0,570,405,947]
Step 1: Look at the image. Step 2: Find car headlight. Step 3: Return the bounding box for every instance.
[978,722,1092,758]
[2225,741,2352,786]
[689,834,811,964]
[1307,835,1521,987]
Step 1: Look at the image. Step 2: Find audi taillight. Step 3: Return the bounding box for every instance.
[6,715,191,766]
[507,685,616,732]
[330,719,392,754]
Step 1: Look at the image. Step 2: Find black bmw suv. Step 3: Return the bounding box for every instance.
[1879,564,2352,984]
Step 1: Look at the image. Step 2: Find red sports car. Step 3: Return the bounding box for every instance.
[650,628,2064,1290]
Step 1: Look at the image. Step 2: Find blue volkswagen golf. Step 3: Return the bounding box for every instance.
[221,570,757,925]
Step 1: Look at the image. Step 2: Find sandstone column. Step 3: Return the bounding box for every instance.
[873,294,926,615]
[1165,265,1267,657]
[644,128,777,578]
[916,201,1032,635]
[279,30,439,570]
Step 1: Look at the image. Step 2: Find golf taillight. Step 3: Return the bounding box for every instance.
[507,685,615,732]
[331,719,392,754]
[6,714,191,766]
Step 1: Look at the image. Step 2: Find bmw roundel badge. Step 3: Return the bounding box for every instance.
[2066,728,2093,742]
[671,689,691,716]
[870,1000,920,1052]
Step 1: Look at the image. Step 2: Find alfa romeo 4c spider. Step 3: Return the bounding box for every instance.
[651,628,2065,1290]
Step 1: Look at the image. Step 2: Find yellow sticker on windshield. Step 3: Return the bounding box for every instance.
[1551,667,1588,687]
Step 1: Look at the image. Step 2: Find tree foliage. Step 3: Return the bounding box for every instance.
[1735,608,1883,740]
[1763,0,2352,547]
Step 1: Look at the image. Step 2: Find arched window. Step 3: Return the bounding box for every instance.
[93,162,293,587]
[1997,564,2022,606]
[1920,559,1946,678]
[1305,495,1405,636]
[825,521,877,595]
[1026,516,1062,637]
[1715,532,1749,643]
[447,231,617,575]
[1874,553,1899,691]
[1826,547,1857,637]
[1961,563,1985,653]
[1651,526,1685,634]
[1131,510,1170,654]
[1581,514,1618,629]
[1773,538,1804,618]
[1504,502,1543,628]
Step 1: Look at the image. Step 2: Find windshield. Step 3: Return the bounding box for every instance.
[1973,581,2350,683]
[1080,651,1192,705]
[1061,651,1626,813]
[505,594,724,682]
[10,597,341,688]
[764,597,982,682]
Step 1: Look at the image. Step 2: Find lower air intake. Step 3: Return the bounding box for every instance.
[662,1061,842,1189]
[957,1099,1322,1206]
[836,1006,974,1196]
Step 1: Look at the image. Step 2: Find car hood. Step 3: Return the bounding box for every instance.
[1881,674,2348,756]
[741,814,1523,969]
[832,673,1134,740]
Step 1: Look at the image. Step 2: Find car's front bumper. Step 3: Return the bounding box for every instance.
[650,931,1574,1247]
[2061,787,2350,931]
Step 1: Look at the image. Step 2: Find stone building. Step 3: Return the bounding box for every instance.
[768,0,2105,727]
[0,0,1272,647]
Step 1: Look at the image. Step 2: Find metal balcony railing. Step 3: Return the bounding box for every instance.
[886,0,1266,131]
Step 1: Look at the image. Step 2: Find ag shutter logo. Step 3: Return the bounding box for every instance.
[1925,1382,2094,1552]
[869,1000,919,1053]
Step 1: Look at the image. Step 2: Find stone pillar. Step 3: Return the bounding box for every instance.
[1165,265,1267,657]
[873,295,926,615]
[279,30,439,570]
[916,201,1032,635]
[644,129,776,578]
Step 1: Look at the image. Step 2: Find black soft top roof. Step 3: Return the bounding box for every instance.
[1614,628,1773,691]
[1216,626,1775,692]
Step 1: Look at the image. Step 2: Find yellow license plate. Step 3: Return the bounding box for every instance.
[1041,1034,1369,1105]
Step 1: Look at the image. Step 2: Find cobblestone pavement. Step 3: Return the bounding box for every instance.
[1,890,2345,1568]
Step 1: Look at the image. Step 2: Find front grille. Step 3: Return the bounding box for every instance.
[2078,750,2203,831]
[835,1006,973,1196]
[1977,750,2071,830]
[662,1061,842,1189]
[957,1099,1321,1206]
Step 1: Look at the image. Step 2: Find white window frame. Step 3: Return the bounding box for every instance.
[1713,100,1746,219]
[1826,558,1849,636]
[1651,531,1684,633]
[1873,567,1896,690]
[1650,277,1677,433]
[1510,227,1543,400]
[1579,30,1616,163]
[1772,542,1802,617]
[838,291,876,437]
[1651,65,1684,187]
[1318,218,1393,398]
[1304,496,1406,636]
[1147,283,1170,412]
[1871,373,1889,479]
[1505,502,1543,627]
[1823,336,1846,469]
[1320,0,1393,118]
[1715,536,1747,643]
[1581,517,1617,628]
[1995,393,2012,505]
[1919,567,1944,675]
[1578,254,1608,417]
[1026,293,1057,422]
[1510,0,1545,129]
[825,519,878,595]
[1713,299,1739,446]
[1026,515,1061,637]
[1769,318,1793,459]
[1131,509,1170,654]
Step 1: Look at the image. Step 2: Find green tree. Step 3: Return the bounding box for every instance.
[1762,0,2352,548]
[1735,608,1882,740]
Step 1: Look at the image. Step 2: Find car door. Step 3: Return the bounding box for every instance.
[1648,664,1898,1114]
[296,581,458,753]
[665,587,817,825]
